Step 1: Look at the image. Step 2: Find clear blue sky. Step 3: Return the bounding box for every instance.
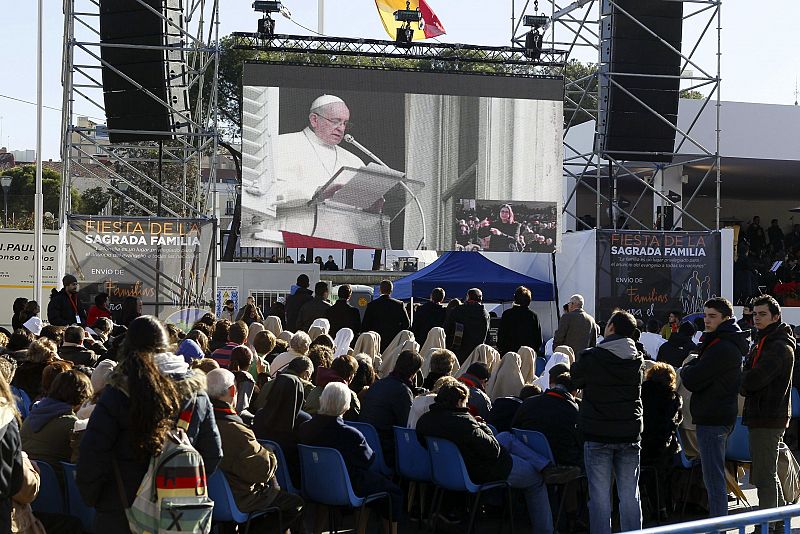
[1,1,798,160]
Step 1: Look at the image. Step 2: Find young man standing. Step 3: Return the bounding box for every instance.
[571,309,644,534]
[741,295,795,514]
[680,297,747,518]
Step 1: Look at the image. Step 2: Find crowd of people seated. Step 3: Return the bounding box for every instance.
[0,272,797,533]
[734,216,800,305]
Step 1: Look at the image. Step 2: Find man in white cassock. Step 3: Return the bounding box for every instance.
[274,94,365,204]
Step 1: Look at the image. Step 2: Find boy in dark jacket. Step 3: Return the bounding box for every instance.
[680,297,747,518]
[741,295,796,513]
[571,309,644,534]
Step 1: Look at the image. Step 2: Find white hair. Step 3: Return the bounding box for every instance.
[206,368,235,400]
[570,294,585,308]
[290,331,311,354]
[318,382,351,417]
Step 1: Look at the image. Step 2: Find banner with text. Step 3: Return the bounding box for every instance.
[596,231,721,322]
[67,216,216,320]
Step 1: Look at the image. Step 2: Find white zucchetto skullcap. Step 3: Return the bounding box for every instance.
[310,94,344,111]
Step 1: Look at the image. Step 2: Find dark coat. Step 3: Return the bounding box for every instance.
[656,332,696,368]
[0,409,23,534]
[362,295,410,352]
[296,414,374,487]
[640,381,682,466]
[741,322,796,428]
[47,288,86,326]
[680,319,747,427]
[297,298,332,334]
[58,345,99,367]
[358,374,414,467]
[416,403,512,484]
[411,301,446,343]
[498,305,543,355]
[444,302,490,363]
[284,287,313,332]
[511,388,582,467]
[571,336,644,444]
[325,300,362,339]
[76,370,222,531]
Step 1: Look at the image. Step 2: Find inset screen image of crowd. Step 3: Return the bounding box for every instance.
[454,199,558,253]
[240,62,563,251]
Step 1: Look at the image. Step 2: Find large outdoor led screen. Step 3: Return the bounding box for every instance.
[240,62,564,251]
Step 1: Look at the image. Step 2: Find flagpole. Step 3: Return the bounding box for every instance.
[317,0,324,34]
[34,0,44,305]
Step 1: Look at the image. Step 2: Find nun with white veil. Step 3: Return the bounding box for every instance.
[307,318,330,341]
[486,352,525,401]
[263,315,283,337]
[353,331,382,370]
[277,330,294,344]
[534,351,571,391]
[333,328,355,358]
[455,344,501,377]
[419,327,447,376]
[517,346,538,385]
[378,331,419,379]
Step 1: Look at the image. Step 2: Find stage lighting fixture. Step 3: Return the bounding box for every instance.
[523,14,550,30]
[252,1,282,13]
[394,9,422,23]
[253,1,281,37]
[522,14,549,60]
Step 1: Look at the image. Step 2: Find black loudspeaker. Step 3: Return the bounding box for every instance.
[99,0,190,143]
[597,0,683,162]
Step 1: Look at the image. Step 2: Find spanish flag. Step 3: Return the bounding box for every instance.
[375,0,446,41]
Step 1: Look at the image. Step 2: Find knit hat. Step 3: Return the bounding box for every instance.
[63,274,78,286]
[176,339,205,363]
[91,359,117,394]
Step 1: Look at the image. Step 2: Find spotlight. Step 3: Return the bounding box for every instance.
[253,1,281,37]
[393,1,421,46]
[252,1,281,13]
[522,13,549,60]
[523,14,550,30]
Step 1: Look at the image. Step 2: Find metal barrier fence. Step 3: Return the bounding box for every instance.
[625,503,800,533]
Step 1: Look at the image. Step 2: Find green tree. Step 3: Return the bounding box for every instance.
[680,89,703,99]
[78,186,112,215]
[1,165,80,229]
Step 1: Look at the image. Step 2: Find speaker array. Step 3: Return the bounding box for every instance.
[99,0,191,143]
[597,0,683,162]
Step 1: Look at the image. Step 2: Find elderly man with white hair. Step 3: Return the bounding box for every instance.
[552,294,598,359]
[274,94,365,204]
[206,368,304,530]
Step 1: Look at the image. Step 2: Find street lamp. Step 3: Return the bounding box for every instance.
[112,179,129,215]
[0,175,11,227]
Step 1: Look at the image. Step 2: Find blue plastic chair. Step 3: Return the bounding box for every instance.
[31,460,65,514]
[297,444,393,534]
[725,416,751,463]
[792,387,800,418]
[61,462,95,532]
[257,439,300,495]
[348,421,393,477]
[512,428,583,530]
[208,469,280,534]
[393,426,431,482]
[425,437,513,534]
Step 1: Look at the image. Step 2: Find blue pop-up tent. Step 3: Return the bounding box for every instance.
[387,252,554,302]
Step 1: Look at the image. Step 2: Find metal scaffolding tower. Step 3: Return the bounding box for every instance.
[60,0,221,220]
[513,0,722,231]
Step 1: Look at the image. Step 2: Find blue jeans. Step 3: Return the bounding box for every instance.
[584,441,642,534]
[696,424,732,518]
[497,432,554,533]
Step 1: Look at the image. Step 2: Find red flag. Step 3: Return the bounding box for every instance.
[419,0,446,39]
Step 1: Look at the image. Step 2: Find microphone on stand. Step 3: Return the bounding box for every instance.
[344,134,426,250]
